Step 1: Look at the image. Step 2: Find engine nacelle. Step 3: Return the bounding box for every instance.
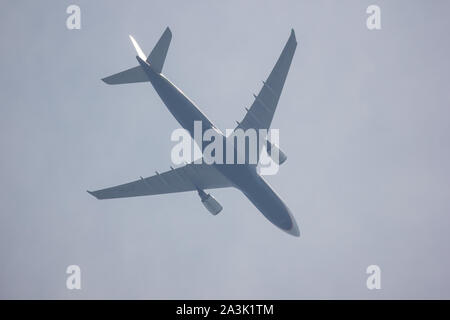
[197,189,223,215]
[266,140,287,165]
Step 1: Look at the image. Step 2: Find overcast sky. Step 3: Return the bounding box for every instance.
[1,0,449,299]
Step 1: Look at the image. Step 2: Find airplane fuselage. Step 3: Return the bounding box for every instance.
[137,57,299,236]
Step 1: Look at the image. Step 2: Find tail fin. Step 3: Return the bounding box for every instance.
[129,35,147,61]
[102,27,172,85]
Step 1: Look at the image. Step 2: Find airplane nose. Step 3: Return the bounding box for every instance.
[272,199,300,237]
[245,187,300,237]
[284,207,300,237]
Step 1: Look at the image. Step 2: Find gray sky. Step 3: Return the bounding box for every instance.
[1,0,449,299]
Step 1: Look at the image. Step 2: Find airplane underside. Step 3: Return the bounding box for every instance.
[89,27,299,237]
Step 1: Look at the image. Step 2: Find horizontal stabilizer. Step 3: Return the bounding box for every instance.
[101,27,172,85]
[102,66,148,85]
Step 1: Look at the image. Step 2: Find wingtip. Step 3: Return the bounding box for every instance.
[290,28,297,42]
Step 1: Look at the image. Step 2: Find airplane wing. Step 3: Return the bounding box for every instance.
[236,29,297,132]
[88,163,231,200]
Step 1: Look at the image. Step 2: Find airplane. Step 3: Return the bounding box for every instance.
[88,27,300,237]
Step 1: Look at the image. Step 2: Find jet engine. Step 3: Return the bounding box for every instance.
[266,140,287,165]
[197,189,223,215]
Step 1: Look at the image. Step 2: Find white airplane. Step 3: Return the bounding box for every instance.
[88,27,299,236]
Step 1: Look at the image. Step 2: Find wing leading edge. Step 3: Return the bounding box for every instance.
[236,29,297,132]
[88,163,232,200]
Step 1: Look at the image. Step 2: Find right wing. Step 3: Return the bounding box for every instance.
[236,29,297,132]
[88,162,231,200]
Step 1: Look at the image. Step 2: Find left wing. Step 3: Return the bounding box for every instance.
[236,29,297,132]
[88,163,231,200]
